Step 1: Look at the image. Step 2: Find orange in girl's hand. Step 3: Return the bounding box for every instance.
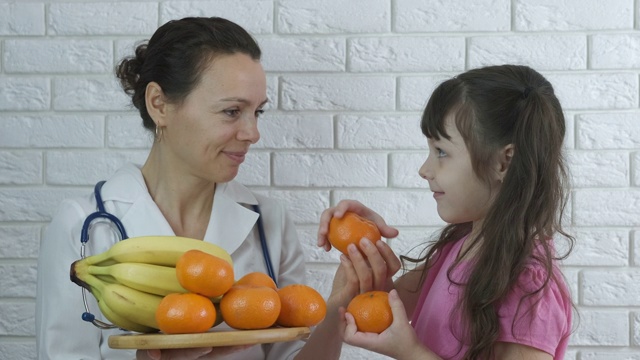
[220,285,281,330]
[327,212,382,255]
[276,284,327,327]
[155,293,216,334]
[346,291,392,333]
[176,249,234,298]
[235,271,277,290]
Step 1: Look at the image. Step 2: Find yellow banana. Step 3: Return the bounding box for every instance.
[81,272,159,333]
[87,262,187,296]
[82,235,233,267]
[100,281,163,330]
[97,298,157,333]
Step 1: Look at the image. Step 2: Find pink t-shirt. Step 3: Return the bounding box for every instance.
[411,236,572,359]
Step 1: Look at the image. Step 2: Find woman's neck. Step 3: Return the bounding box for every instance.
[141,145,216,239]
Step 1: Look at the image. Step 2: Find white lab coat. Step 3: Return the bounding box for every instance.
[36,163,307,360]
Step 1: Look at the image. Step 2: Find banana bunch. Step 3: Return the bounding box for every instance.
[70,235,232,333]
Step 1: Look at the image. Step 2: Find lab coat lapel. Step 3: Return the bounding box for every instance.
[206,183,258,256]
[120,196,176,237]
[101,163,176,237]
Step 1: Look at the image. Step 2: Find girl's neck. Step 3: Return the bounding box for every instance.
[457,220,484,261]
[141,145,216,239]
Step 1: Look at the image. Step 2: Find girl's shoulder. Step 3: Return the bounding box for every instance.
[496,258,572,355]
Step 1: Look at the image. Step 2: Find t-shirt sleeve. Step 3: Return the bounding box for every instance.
[495,264,572,356]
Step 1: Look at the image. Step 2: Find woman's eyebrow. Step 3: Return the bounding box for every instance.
[219,97,269,107]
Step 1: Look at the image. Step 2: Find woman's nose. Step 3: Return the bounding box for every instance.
[239,118,260,144]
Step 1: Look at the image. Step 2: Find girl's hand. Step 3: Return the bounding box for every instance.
[343,290,435,360]
[317,199,399,252]
[136,345,252,360]
[327,238,401,310]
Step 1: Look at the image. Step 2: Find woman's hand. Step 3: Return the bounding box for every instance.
[136,345,252,360]
[317,199,399,252]
[342,289,438,360]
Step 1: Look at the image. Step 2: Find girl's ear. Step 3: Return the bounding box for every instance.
[145,82,168,127]
[496,144,514,182]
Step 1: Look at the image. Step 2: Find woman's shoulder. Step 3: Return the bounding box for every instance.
[52,192,96,219]
[98,163,147,203]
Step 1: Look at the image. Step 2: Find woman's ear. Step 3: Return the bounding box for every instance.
[496,144,514,182]
[145,82,168,127]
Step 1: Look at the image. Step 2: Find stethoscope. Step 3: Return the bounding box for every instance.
[79,180,277,329]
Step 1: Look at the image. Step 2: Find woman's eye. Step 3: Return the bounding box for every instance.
[255,109,265,118]
[224,109,240,117]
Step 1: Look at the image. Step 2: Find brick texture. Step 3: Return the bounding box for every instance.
[1,1,639,359]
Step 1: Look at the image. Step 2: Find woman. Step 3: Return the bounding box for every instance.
[35,16,400,360]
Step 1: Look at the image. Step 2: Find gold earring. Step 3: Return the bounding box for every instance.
[155,126,163,142]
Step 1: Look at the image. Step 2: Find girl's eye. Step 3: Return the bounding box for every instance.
[255,109,265,118]
[436,148,447,158]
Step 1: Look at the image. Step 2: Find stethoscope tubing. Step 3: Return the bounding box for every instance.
[78,181,277,330]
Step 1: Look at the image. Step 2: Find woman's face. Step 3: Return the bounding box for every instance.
[162,53,267,183]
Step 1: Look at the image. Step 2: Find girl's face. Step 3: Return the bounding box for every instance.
[418,114,500,224]
[162,53,267,183]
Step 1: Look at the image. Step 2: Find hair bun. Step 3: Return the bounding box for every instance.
[115,43,147,95]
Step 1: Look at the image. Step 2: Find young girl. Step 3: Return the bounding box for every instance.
[318,65,574,360]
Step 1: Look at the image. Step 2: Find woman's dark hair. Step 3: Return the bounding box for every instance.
[403,65,574,359]
[115,17,261,131]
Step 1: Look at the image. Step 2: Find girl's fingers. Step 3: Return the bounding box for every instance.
[343,311,359,338]
[347,244,373,293]
[376,240,402,276]
[378,224,400,239]
[387,289,408,323]
[358,238,388,290]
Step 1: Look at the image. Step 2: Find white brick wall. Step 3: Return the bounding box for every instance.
[1,1,638,359]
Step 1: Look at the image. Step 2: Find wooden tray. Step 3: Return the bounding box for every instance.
[108,327,311,349]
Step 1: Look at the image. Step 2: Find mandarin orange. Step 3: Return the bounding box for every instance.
[346,291,392,333]
[327,212,381,255]
[155,292,216,334]
[175,249,234,298]
[220,285,281,330]
[235,271,277,290]
[276,284,327,327]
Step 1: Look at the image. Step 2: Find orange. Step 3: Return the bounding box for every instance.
[176,249,234,298]
[276,284,327,327]
[220,285,281,330]
[327,212,382,255]
[155,293,216,334]
[235,271,277,290]
[346,291,392,333]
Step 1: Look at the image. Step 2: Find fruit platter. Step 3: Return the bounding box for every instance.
[108,326,311,349]
[69,236,326,349]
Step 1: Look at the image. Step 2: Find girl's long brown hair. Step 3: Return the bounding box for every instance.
[402,65,574,359]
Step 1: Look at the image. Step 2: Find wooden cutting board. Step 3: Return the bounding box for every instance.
[108,327,311,349]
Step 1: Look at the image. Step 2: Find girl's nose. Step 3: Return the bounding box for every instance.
[418,157,433,180]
